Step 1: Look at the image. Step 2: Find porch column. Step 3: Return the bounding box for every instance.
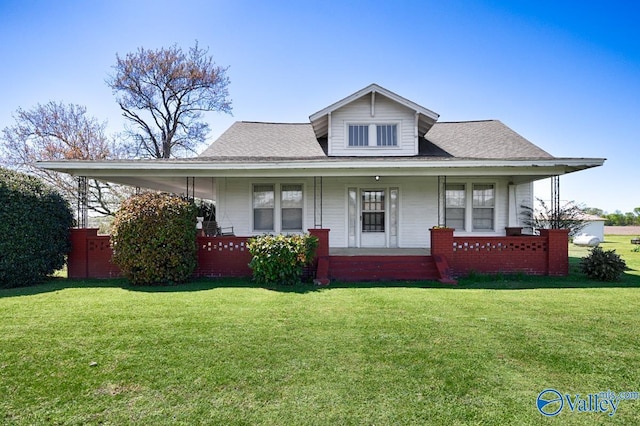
[313,176,323,228]
[437,176,446,227]
[507,183,518,227]
[77,176,88,228]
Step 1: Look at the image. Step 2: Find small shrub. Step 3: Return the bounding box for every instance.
[580,246,627,281]
[111,193,197,285]
[248,234,318,285]
[0,167,74,288]
[632,245,640,253]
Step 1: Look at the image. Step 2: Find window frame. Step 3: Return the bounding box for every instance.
[472,183,495,231]
[348,124,369,147]
[251,183,305,233]
[281,183,304,231]
[443,181,497,233]
[252,184,275,232]
[445,183,466,230]
[346,122,400,148]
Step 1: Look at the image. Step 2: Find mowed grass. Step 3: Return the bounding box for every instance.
[1,236,639,424]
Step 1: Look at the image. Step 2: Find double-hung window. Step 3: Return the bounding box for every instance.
[281,184,303,231]
[472,184,495,231]
[445,184,466,230]
[348,124,397,147]
[253,184,275,231]
[348,125,369,146]
[253,184,303,232]
[376,124,397,146]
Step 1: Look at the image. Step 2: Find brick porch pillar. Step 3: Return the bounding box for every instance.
[308,228,330,285]
[430,227,454,258]
[430,227,457,283]
[541,229,569,276]
[68,228,98,279]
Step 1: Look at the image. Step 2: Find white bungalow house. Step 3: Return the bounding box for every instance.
[42,84,605,281]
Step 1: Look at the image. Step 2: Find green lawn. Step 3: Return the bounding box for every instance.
[1,236,639,424]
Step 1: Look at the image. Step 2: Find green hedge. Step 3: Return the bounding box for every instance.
[111,193,197,285]
[0,168,74,288]
[247,234,318,285]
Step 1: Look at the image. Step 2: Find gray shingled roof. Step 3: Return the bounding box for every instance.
[425,120,553,159]
[199,120,554,160]
[199,122,325,158]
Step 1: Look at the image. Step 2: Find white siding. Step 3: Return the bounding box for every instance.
[215,177,315,236]
[218,176,519,247]
[329,95,417,156]
[399,178,437,247]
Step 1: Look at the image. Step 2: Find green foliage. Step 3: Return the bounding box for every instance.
[603,209,640,226]
[247,234,318,285]
[0,167,74,288]
[520,198,586,236]
[580,246,627,281]
[111,192,197,285]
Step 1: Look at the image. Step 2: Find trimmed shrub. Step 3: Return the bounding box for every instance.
[580,246,627,281]
[248,234,318,285]
[0,168,74,288]
[111,192,197,285]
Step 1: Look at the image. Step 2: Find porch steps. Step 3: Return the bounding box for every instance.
[327,255,446,282]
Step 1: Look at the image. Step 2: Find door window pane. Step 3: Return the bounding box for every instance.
[362,190,385,232]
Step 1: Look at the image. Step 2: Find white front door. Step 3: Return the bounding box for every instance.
[360,189,386,247]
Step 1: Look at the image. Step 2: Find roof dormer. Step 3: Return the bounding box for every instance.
[309,84,439,156]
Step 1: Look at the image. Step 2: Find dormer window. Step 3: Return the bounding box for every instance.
[348,124,398,147]
[376,125,397,146]
[348,125,369,146]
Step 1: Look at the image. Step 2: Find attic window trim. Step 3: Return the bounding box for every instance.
[347,122,400,148]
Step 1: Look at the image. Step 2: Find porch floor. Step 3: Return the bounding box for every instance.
[329,248,431,256]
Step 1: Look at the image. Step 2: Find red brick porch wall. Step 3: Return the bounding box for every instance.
[68,229,120,278]
[430,228,569,276]
[194,236,252,278]
[68,229,252,279]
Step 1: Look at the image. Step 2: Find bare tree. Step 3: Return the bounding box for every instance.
[106,42,232,158]
[0,102,124,215]
[520,198,587,236]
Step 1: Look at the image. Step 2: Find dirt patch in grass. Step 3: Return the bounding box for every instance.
[605,226,640,235]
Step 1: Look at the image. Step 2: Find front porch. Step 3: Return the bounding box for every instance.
[66,227,569,284]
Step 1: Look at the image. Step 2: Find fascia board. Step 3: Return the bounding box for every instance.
[309,84,439,122]
[38,158,605,178]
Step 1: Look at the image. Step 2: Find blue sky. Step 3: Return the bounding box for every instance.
[1,0,638,212]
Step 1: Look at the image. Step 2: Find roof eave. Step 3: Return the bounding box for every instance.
[38,157,605,178]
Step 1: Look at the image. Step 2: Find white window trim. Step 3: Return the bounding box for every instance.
[445,180,498,234]
[345,122,401,149]
[251,182,305,234]
[343,183,402,248]
[471,183,496,232]
[445,183,466,231]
